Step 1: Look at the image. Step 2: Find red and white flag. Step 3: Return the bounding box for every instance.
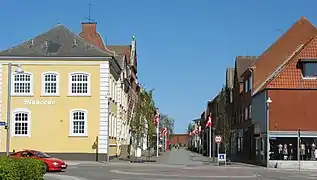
[161,128,167,137]
[154,109,159,125]
[206,113,212,128]
[192,130,196,135]
[189,132,192,136]
[198,125,201,133]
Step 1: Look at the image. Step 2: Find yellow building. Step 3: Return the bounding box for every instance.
[0,24,127,160]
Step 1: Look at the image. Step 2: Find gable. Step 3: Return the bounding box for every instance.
[0,24,112,58]
[267,36,317,89]
[252,17,317,91]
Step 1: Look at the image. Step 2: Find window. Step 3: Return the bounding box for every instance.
[244,107,248,120]
[12,108,31,137]
[68,72,91,96]
[302,62,317,78]
[244,80,248,92]
[249,105,252,118]
[42,72,59,96]
[12,73,33,96]
[69,109,88,136]
[249,74,252,91]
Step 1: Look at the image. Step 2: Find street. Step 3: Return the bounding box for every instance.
[44,149,317,180]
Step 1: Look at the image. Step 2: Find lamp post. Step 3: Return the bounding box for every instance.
[6,63,24,156]
[266,97,272,168]
[212,127,216,161]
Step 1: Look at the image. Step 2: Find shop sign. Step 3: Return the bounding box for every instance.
[24,99,56,105]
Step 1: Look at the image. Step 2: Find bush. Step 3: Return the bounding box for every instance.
[0,156,45,180]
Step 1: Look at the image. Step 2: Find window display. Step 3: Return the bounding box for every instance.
[269,137,317,161]
[269,137,297,160]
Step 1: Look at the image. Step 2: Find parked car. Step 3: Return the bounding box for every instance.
[9,149,67,172]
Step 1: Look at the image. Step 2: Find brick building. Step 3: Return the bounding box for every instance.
[234,17,317,166]
[170,134,189,146]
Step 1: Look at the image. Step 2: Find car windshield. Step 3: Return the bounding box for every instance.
[34,151,50,158]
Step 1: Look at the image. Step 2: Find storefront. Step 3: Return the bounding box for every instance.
[267,131,317,168]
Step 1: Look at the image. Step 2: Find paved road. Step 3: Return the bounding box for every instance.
[44,149,317,180]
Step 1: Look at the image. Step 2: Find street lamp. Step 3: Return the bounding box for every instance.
[266,97,272,168]
[212,127,216,161]
[6,63,24,156]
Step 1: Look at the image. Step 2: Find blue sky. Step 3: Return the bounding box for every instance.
[1,0,317,133]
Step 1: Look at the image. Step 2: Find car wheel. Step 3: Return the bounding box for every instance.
[44,163,49,172]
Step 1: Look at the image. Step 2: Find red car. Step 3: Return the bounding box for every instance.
[9,149,67,172]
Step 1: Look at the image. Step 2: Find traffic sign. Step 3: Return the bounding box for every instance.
[218,153,226,161]
[0,122,6,126]
[214,135,222,143]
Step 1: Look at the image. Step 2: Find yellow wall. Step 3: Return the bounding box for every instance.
[0,63,101,153]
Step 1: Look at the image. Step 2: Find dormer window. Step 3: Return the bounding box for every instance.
[301,61,317,78]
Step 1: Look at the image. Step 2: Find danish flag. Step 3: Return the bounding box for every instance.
[161,128,167,137]
[189,132,192,136]
[206,113,212,128]
[154,109,159,125]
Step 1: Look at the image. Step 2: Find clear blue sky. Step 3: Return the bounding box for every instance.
[1,0,316,133]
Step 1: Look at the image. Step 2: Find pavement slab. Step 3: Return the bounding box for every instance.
[44,149,317,179]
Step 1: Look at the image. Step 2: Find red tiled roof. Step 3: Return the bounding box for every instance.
[252,17,317,94]
[267,35,317,89]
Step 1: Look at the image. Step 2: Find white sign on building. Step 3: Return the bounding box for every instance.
[24,100,56,105]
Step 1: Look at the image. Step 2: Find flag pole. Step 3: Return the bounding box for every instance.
[209,126,211,158]
[156,123,159,157]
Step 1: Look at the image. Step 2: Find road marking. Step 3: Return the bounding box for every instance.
[110,169,259,178]
[44,174,88,180]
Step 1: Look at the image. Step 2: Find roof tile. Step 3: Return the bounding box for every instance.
[253,17,317,92]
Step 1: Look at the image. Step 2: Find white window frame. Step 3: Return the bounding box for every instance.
[69,109,88,137]
[41,71,60,96]
[68,72,91,96]
[12,72,33,96]
[12,108,31,137]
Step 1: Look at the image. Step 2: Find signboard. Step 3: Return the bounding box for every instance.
[214,135,222,143]
[0,122,6,126]
[218,153,226,161]
[24,100,56,105]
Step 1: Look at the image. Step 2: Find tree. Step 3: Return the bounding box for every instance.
[187,122,193,134]
[218,87,231,154]
[129,88,156,153]
[159,114,175,134]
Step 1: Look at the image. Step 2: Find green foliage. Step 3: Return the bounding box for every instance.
[159,114,175,135]
[187,122,193,133]
[0,157,45,180]
[130,88,157,147]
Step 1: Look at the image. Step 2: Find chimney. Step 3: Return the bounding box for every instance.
[81,22,97,35]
